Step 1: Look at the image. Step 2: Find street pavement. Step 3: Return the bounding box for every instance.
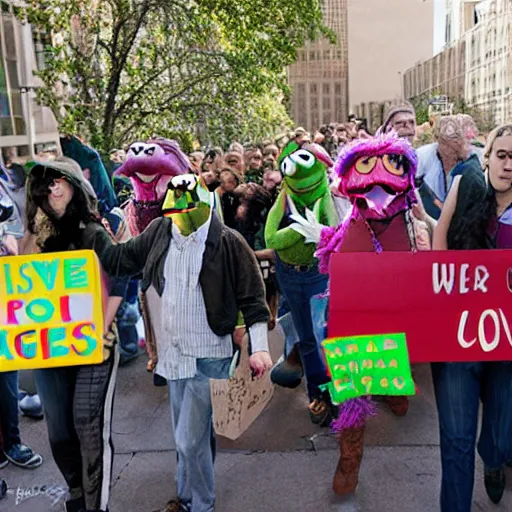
[2,330,512,511]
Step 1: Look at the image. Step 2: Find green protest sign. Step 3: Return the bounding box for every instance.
[320,333,415,405]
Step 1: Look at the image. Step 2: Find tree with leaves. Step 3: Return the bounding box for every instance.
[20,0,328,153]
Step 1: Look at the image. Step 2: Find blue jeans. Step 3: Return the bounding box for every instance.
[169,358,231,512]
[275,258,329,400]
[0,371,21,450]
[432,362,512,512]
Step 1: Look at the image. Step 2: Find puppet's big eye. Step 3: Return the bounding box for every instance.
[170,173,197,189]
[127,142,148,158]
[354,156,377,174]
[290,149,315,168]
[280,157,296,176]
[383,154,406,176]
[144,144,165,158]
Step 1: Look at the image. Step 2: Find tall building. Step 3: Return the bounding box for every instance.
[404,0,512,126]
[0,1,59,165]
[347,0,435,112]
[287,0,349,131]
[444,0,483,44]
[288,0,437,131]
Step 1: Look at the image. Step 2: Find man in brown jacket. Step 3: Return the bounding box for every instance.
[89,173,273,512]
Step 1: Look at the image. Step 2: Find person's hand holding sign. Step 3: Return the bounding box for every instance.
[249,351,273,379]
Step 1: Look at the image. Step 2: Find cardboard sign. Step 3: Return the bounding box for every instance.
[211,335,274,440]
[0,250,104,371]
[328,250,512,363]
[320,333,415,404]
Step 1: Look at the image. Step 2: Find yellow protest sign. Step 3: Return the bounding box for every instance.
[0,250,104,371]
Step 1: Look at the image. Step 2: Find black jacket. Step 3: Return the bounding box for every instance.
[84,213,269,336]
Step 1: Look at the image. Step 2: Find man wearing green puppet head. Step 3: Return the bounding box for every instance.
[265,141,339,425]
[90,173,273,512]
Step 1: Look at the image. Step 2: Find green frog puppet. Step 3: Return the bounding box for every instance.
[265,141,339,425]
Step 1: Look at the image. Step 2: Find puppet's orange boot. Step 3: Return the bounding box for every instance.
[333,426,365,495]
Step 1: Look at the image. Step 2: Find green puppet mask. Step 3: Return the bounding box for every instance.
[278,141,333,207]
[265,141,339,267]
[162,173,211,236]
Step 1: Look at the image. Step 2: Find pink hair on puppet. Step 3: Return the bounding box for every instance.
[335,132,417,181]
[316,134,418,273]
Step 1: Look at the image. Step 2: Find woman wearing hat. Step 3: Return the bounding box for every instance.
[23,157,128,512]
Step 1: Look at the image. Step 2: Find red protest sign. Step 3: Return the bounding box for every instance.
[328,250,512,363]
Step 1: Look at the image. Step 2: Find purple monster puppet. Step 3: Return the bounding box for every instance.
[116,137,190,236]
[115,137,190,374]
[325,133,430,495]
[316,133,422,273]
[290,133,431,497]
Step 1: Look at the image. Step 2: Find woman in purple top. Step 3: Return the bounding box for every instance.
[433,124,512,512]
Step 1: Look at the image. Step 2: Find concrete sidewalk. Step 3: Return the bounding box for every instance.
[2,333,512,511]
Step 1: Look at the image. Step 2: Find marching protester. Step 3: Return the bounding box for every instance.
[0,178,43,471]
[432,124,512,511]
[21,157,128,512]
[416,115,483,219]
[85,171,273,512]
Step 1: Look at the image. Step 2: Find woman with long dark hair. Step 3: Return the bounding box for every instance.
[23,157,127,512]
[433,125,512,511]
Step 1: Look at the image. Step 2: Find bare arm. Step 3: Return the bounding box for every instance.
[433,175,461,250]
[254,249,275,261]
[104,296,123,333]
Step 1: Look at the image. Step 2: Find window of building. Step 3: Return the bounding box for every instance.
[0,53,12,136]
[335,97,343,118]
[323,83,330,95]
[310,84,317,95]
[323,97,331,110]
[33,29,53,71]
[335,83,342,95]
[309,51,315,61]
[0,6,25,136]
[445,14,451,44]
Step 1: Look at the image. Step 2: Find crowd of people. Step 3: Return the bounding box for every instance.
[0,100,511,512]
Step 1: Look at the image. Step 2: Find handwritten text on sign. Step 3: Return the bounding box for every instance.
[320,333,415,404]
[328,250,512,363]
[0,250,104,371]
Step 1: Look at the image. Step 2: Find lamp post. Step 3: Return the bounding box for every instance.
[19,84,39,159]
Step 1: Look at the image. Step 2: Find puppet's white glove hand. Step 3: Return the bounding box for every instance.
[287,195,325,244]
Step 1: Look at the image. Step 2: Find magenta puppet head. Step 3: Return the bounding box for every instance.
[115,137,190,202]
[335,133,418,220]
